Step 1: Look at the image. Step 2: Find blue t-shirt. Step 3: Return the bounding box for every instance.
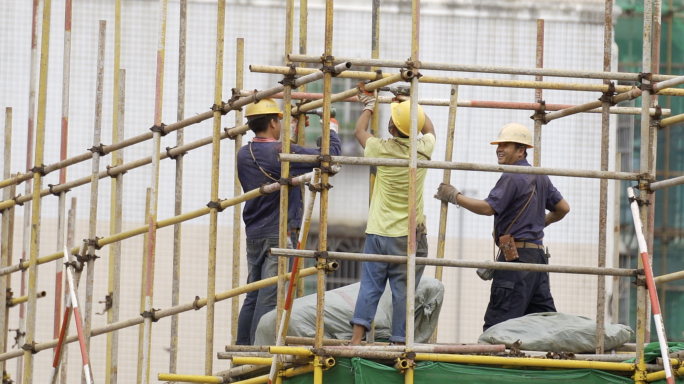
[237,132,341,239]
[484,159,563,244]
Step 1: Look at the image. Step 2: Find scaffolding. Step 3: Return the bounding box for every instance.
[1,0,684,383]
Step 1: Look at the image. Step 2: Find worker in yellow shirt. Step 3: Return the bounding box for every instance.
[349,87,435,345]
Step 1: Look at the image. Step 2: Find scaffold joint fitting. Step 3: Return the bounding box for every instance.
[150,123,168,136]
[307,182,323,192]
[64,260,83,273]
[314,251,328,260]
[531,100,547,124]
[18,259,27,272]
[78,254,100,263]
[48,183,70,196]
[86,237,103,250]
[96,294,112,315]
[30,164,46,176]
[166,146,187,160]
[400,68,418,81]
[599,82,617,106]
[628,195,650,206]
[141,308,159,322]
[374,69,383,81]
[21,341,37,354]
[228,90,243,111]
[634,275,647,287]
[12,194,24,207]
[193,295,202,310]
[88,143,107,156]
[405,351,416,360]
[405,59,422,70]
[318,155,332,163]
[638,73,654,91]
[278,177,292,186]
[207,200,225,212]
[211,102,229,115]
[9,329,25,348]
[279,66,299,86]
[653,105,663,124]
[106,165,126,178]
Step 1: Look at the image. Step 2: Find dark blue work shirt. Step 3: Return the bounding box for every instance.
[237,132,341,239]
[484,159,563,244]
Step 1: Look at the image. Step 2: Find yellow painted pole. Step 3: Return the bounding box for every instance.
[414,353,635,371]
[206,0,225,375]
[232,357,273,366]
[137,188,151,383]
[157,373,224,383]
[23,0,52,381]
[369,0,380,204]
[295,0,309,300]
[231,37,244,346]
[0,108,11,376]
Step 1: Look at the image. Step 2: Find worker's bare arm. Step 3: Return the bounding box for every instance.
[545,198,570,226]
[421,114,435,136]
[456,194,496,216]
[355,109,374,149]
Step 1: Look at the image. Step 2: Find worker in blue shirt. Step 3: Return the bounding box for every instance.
[236,98,342,345]
[434,123,570,331]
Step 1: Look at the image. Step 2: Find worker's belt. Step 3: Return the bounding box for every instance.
[514,241,544,250]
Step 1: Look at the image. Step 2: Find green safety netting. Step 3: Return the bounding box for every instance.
[624,342,684,363]
[283,357,684,384]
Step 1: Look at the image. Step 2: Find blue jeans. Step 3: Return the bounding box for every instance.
[236,232,296,345]
[350,233,428,343]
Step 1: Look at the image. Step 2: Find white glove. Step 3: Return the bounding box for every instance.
[357,82,376,114]
[329,118,339,133]
[289,116,310,144]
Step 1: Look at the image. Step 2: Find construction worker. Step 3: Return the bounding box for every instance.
[349,89,435,345]
[434,123,570,331]
[236,98,342,345]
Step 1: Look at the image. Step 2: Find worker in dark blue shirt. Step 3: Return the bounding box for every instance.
[236,98,342,345]
[434,123,570,331]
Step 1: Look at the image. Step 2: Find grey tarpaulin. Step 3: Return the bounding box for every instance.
[478,312,634,353]
[254,276,444,346]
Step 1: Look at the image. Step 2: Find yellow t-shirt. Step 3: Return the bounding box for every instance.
[364,133,436,237]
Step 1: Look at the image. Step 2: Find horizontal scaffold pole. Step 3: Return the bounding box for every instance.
[0,261,335,363]
[0,62,352,191]
[269,248,639,277]
[0,171,321,276]
[649,174,684,191]
[413,353,635,371]
[237,89,669,117]
[278,154,644,182]
[287,53,680,83]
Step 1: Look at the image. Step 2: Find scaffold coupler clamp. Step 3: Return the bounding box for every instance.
[106,164,126,178]
[207,200,225,213]
[400,68,418,81]
[141,308,159,322]
[86,237,103,251]
[96,294,112,315]
[88,143,107,157]
[166,145,187,160]
[31,164,47,176]
[634,363,648,382]
[633,272,646,288]
[17,258,28,272]
[653,105,664,129]
[149,122,168,136]
[48,183,70,196]
[279,64,299,87]
[12,193,24,207]
[193,295,202,311]
[211,101,229,116]
[21,341,37,354]
[638,72,654,92]
[320,55,339,76]
[64,253,83,272]
[228,88,244,112]
[531,100,548,125]
[599,82,617,106]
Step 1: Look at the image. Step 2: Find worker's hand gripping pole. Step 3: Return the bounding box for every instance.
[268,169,321,384]
[627,187,674,384]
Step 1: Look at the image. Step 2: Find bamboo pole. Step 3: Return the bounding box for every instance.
[206,0,226,375]
[81,23,106,384]
[432,84,458,344]
[595,0,613,355]
[22,0,52,380]
[231,37,244,346]
[137,188,151,383]
[53,0,72,369]
[169,1,187,376]
[141,0,167,381]
[106,1,122,382]
[278,154,643,181]
[269,248,639,277]
[16,1,41,379]
[0,109,11,375]
[533,19,544,167]
[287,53,680,82]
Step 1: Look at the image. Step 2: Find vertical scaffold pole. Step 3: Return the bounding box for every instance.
[206,0,225,375]
[635,0,653,378]
[432,84,458,343]
[54,0,72,368]
[314,1,334,383]
[17,1,41,379]
[0,108,12,376]
[137,188,151,383]
[170,0,187,376]
[596,0,613,354]
[405,1,420,383]
[369,0,380,201]
[22,0,52,381]
[295,0,308,300]
[141,0,167,381]
[232,37,244,345]
[106,1,122,382]
[278,0,295,333]
[4,178,16,375]
[533,19,544,167]
[82,23,106,384]
[58,197,77,384]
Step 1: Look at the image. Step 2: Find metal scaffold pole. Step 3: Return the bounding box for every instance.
[206,0,225,375]
[141,0,167,381]
[231,37,244,348]
[137,188,151,384]
[0,108,11,376]
[170,0,187,376]
[295,0,309,300]
[533,19,544,167]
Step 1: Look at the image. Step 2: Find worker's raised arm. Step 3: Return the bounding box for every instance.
[421,114,435,137]
[355,87,377,149]
[545,198,570,227]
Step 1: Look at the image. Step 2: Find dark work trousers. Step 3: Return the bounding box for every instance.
[483,247,556,332]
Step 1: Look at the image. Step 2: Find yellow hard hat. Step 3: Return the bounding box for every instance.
[244,98,283,119]
[490,123,534,148]
[390,100,425,136]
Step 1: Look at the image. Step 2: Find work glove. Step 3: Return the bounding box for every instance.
[433,183,462,205]
[289,115,310,144]
[315,118,340,147]
[356,82,376,114]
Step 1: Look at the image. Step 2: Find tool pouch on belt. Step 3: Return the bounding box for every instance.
[499,234,519,261]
